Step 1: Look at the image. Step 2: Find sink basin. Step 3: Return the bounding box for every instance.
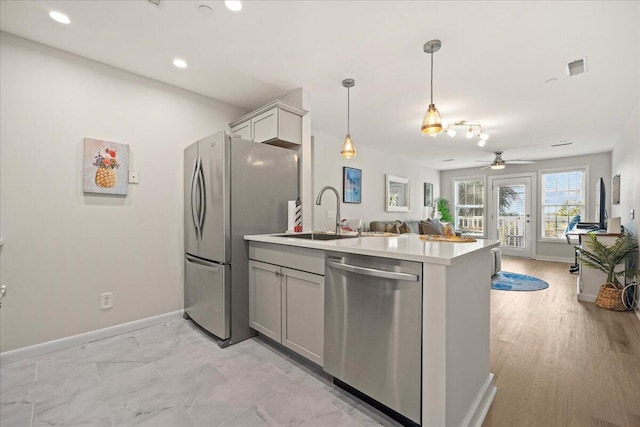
[274,233,358,241]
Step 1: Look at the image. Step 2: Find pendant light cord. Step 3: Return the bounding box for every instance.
[430,52,434,105]
[347,86,350,135]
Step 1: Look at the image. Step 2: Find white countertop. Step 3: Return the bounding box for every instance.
[244,233,500,265]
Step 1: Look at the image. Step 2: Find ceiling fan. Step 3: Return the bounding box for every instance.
[476,151,537,170]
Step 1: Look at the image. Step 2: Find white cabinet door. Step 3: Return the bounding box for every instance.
[230,121,251,141]
[281,267,324,366]
[248,260,282,342]
[251,108,278,143]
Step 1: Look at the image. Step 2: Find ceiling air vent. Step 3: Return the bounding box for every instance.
[148,0,163,6]
[566,57,587,76]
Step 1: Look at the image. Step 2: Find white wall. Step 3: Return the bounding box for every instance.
[0,33,247,352]
[611,99,639,236]
[440,152,612,260]
[610,99,639,319]
[312,130,440,231]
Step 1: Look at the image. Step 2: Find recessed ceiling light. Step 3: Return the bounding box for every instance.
[443,159,455,162]
[173,58,188,69]
[544,78,558,84]
[198,4,213,15]
[225,1,242,11]
[550,141,573,147]
[49,11,71,24]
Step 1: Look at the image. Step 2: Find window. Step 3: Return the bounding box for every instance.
[541,169,586,239]
[454,178,485,236]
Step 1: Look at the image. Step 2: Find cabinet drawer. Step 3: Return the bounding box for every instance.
[249,242,324,275]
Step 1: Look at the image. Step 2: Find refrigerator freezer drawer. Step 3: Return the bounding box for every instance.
[185,255,230,340]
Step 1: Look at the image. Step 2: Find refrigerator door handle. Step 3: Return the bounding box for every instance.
[190,156,200,240]
[185,254,220,271]
[197,155,206,236]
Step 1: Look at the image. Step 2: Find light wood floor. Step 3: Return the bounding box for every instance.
[483,257,640,427]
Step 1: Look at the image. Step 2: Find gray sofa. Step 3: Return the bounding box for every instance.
[369,219,453,235]
[368,219,501,276]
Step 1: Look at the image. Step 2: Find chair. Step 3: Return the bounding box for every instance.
[564,214,581,273]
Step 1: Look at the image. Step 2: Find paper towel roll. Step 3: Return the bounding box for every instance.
[287,200,296,232]
[607,217,621,234]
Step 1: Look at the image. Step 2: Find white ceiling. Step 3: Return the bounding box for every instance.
[1,1,638,170]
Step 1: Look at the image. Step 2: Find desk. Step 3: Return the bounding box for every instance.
[566,228,624,302]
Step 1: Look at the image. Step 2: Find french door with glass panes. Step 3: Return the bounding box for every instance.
[489,176,534,257]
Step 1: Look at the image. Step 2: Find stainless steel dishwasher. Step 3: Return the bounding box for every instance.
[324,252,422,425]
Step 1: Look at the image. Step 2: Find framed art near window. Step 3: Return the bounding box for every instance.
[343,167,362,203]
[424,182,433,207]
[612,174,620,204]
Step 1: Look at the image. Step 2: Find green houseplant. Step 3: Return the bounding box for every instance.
[580,233,639,311]
[434,198,453,223]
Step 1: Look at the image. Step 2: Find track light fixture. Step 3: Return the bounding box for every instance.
[442,120,491,146]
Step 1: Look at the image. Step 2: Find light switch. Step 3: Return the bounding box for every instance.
[128,169,139,184]
[327,210,336,219]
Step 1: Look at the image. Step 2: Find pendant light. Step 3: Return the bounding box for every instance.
[421,39,443,136]
[341,78,356,159]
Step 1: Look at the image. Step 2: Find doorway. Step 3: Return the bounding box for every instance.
[489,175,535,257]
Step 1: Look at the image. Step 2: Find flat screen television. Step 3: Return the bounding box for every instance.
[595,177,607,230]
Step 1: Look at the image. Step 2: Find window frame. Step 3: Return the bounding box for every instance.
[452,175,487,238]
[538,166,589,242]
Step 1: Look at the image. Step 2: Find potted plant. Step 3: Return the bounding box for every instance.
[580,233,639,311]
[434,198,453,223]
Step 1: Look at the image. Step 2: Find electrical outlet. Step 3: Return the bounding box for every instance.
[100,292,113,309]
[327,210,336,219]
[128,170,139,184]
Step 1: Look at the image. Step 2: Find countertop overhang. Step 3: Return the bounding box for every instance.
[244,233,500,265]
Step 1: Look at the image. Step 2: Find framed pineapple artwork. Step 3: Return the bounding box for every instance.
[83,138,129,195]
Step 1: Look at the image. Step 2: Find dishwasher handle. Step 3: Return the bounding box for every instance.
[327,260,419,282]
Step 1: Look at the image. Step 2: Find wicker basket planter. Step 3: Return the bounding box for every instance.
[595,283,628,311]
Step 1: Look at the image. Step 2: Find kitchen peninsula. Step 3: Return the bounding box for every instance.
[244,233,499,427]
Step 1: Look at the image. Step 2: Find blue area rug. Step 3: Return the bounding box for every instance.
[491,271,549,291]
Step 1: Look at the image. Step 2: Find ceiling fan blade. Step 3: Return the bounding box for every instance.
[507,160,537,164]
[475,160,492,163]
[479,164,492,170]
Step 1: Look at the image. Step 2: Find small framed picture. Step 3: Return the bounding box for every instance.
[343,167,362,204]
[424,182,433,207]
[612,174,620,204]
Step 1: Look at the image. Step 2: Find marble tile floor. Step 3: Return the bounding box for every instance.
[0,319,403,427]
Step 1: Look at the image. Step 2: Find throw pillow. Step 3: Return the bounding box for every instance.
[385,222,401,234]
[398,222,412,234]
[441,223,455,237]
[420,219,443,235]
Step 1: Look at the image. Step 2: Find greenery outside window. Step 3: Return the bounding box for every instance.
[541,169,586,239]
[454,178,485,236]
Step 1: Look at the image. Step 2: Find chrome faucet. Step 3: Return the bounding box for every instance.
[315,186,341,235]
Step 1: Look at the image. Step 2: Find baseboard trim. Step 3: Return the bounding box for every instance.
[463,373,497,427]
[577,293,597,303]
[534,255,574,263]
[0,310,184,365]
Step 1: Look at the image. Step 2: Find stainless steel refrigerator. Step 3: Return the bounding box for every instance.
[184,131,297,347]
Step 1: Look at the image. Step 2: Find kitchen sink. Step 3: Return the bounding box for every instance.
[274,233,358,241]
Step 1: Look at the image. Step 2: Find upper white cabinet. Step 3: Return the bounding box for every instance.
[230,100,307,149]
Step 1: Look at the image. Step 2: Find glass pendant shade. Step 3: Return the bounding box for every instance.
[491,163,505,170]
[421,104,442,136]
[341,134,356,159]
